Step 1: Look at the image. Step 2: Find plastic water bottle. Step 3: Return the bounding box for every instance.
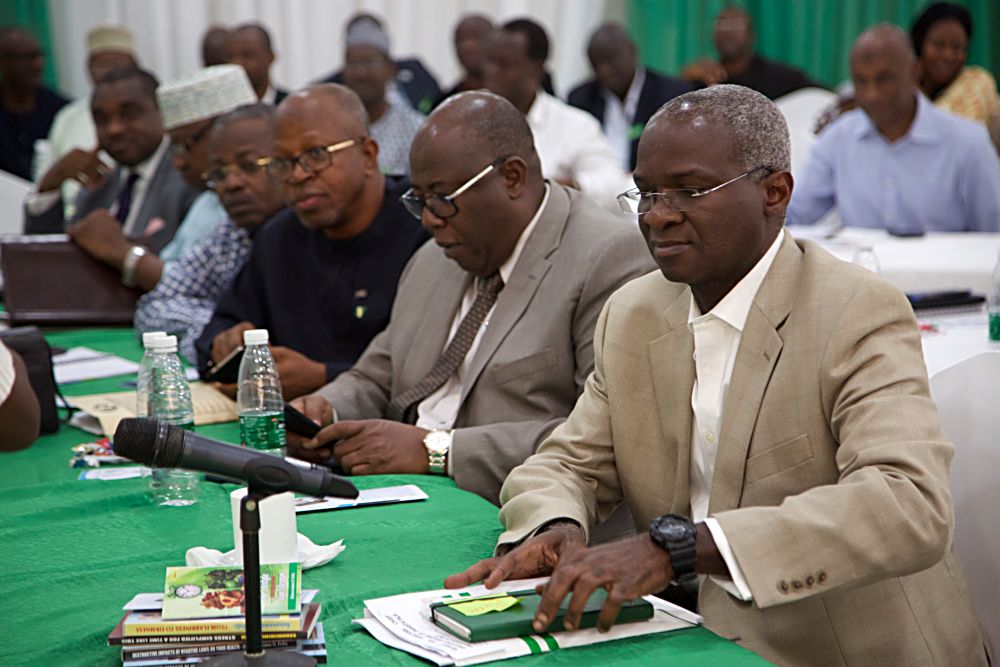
[147,335,200,506]
[852,245,881,274]
[136,331,167,417]
[237,329,286,454]
[990,250,1000,342]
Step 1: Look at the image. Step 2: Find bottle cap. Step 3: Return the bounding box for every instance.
[243,329,269,345]
[142,331,168,348]
[148,335,178,352]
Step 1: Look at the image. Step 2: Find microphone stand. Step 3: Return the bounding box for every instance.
[203,484,315,666]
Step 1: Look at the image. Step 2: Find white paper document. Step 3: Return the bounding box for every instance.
[53,347,139,384]
[352,577,702,666]
[77,466,151,480]
[294,484,428,514]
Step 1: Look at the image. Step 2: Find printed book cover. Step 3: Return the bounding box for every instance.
[162,564,301,620]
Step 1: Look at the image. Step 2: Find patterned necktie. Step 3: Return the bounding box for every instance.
[387,272,505,424]
[114,172,140,225]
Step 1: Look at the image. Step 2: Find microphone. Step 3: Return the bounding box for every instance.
[113,418,358,499]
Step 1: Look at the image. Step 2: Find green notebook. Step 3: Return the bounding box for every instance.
[430,588,654,642]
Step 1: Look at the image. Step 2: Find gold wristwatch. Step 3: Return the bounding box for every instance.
[423,429,452,475]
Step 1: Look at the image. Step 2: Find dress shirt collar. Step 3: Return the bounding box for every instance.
[687,228,785,331]
[261,85,279,105]
[856,92,940,145]
[526,90,552,128]
[495,183,550,285]
[600,66,646,117]
[125,136,169,182]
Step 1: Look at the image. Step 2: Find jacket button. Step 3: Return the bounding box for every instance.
[818,571,827,584]
[778,580,789,594]
[792,580,803,590]
[805,576,815,587]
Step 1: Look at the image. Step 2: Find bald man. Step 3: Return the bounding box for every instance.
[437,14,493,103]
[0,27,68,180]
[285,91,653,506]
[569,22,692,171]
[195,84,428,399]
[449,84,987,665]
[789,24,1000,232]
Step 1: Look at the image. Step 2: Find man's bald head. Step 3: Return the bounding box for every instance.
[277,83,369,136]
[587,22,638,99]
[849,24,919,137]
[851,23,916,68]
[201,26,231,67]
[0,27,43,89]
[589,22,635,54]
[415,90,539,175]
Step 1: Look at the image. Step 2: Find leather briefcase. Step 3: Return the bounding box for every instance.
[1,235,140,326]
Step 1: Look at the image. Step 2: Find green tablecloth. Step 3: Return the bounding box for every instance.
[0,328,770,666]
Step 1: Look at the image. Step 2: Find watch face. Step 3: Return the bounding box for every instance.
[425,431,450,454]
[662,523,689,540]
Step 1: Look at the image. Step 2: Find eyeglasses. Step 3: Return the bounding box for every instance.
[259,137,365,182]
[170,120,215,157]
[202,158,268,190]
[399,157,508,221]
[617,166,771,216]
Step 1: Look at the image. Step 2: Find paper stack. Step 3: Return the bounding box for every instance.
[353,577,702,666]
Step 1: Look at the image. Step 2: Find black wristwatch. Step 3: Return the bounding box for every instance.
[649,514,697,582]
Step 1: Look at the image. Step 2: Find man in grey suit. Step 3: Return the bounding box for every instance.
[23,67,197,253]
[288,91,653,504]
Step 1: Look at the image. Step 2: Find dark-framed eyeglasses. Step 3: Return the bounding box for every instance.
[399,156,509,221]
[202,158,268,190]
[617,166,771,216]
[258,137,365,182]
[170,120,215,157]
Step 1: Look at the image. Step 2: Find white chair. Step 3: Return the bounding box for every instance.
[929,351,1000,656]
[774,87,837,181]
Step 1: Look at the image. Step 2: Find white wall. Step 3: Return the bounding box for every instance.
[47,0,617,101]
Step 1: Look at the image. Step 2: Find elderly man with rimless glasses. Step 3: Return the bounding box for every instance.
[195,84,427,400]
[447,85,988,666]
[284,90,653,507]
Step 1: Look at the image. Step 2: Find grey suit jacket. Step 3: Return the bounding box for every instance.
[23,148,199,254]
[314,183,655,504]
[499,235,987,665]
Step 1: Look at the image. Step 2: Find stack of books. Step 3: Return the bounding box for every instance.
[107,564,327,665]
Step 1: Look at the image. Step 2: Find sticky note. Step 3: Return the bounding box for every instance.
[446,595,521,616]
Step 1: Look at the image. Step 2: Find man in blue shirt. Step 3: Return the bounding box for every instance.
[788,24,1000,233]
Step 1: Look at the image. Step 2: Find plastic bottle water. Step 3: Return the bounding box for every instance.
[147,335,200,506]
[851,245,881,274]
[237,329,286,455]
[136,331,167,418]
[990,250,1000,342]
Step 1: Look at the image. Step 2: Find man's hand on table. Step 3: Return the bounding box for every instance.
[211,321,256,365]
[271,346,327,400]
[445,526,679,634]
[308,419,429,475]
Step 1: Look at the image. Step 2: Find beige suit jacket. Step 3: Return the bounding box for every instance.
[499,235,986,666]
[314,183,654,504]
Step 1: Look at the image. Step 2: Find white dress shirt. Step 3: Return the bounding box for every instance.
[688,229,785,601]
[0,342,14,405]
[601,67,645,171]
[526,92,632,210]
[31,96,98,218]
[415,185,551,447]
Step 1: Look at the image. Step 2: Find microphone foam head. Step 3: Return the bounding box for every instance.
[113,418,186,467]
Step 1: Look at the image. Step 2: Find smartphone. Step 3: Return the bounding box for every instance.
[284,402,322,438]
[201,345,245,384]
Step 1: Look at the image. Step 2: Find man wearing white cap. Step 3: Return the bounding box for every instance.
[71,64,259,293]
[26,68,197,255]
[32,24,137,217]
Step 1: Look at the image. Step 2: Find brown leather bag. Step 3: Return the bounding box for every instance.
[1,235,140,326]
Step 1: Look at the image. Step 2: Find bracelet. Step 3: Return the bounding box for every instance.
[121,245,147,288]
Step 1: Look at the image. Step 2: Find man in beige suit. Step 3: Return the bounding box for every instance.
[447,85,988,665]
[287,91,653,505]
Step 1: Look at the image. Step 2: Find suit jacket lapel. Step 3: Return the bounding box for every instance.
[458,184,568,405]
[648,287,696,514]
[131,148,171,234]
[708,235,802,513]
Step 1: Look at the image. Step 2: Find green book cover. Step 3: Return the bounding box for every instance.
[431,588,653,642]
[162,563,301,620]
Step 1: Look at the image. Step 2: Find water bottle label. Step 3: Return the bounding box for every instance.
[240,413,286,450]
[990,312,1000,342]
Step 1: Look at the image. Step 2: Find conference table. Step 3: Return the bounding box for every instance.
[0,326,769,666]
